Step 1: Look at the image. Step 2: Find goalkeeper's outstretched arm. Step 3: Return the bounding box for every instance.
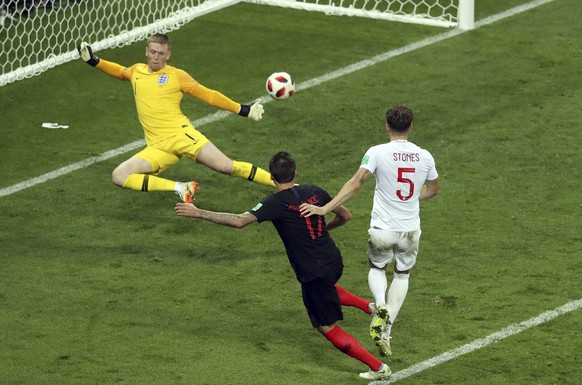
[185,79,264,122]
[238,99,264,121]
[77,42,100,66]
[77,42,128,80]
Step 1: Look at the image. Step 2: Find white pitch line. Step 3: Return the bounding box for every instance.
[371,298,582,385]
[0,0,556,199]
[0,140,143,198]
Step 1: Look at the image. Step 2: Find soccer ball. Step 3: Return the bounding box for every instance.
[266,72,295,100]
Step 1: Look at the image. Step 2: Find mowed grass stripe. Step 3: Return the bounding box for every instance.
[0,0,556,199]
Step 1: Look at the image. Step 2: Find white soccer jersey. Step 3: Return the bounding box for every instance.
[360,140,438,231]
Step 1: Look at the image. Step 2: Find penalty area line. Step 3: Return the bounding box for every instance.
[0,111,228,199]
[0,0,556,199]
[371,298,582,384]
[1,140,141,198]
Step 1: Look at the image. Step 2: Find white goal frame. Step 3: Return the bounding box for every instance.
[0,0,474,87]
[245,0,475,29]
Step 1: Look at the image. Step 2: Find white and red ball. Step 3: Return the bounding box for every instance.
[266,72,295,100]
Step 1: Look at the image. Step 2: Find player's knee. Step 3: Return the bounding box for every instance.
[317,324,335,335]
[111,168,127,187]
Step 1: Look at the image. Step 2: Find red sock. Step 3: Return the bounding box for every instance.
[324,325,383,371]
[336,285,372,314]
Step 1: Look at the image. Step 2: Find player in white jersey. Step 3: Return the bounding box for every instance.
[300,105,439,357]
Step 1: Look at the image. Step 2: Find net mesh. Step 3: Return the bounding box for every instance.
[247,0,461,27]
[1,0,470,87]
[0,0,236,86]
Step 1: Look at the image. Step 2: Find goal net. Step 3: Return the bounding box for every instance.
[245,0,475,29]
[0,0,473,87]
[0,0,238,87]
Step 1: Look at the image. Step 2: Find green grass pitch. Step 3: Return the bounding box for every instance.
[0,1,581,384]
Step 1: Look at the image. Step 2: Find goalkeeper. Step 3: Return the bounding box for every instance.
[77,33,272,203]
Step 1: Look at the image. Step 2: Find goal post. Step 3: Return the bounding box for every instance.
[244,0,475,29]
[1,0,474,87]
[457,0,475,31]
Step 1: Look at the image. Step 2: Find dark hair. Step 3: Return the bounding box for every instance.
[269,151,296,184]
[147,33,171,50]
[386,105,413,132]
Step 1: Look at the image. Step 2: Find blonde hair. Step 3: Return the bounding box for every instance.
[147,33,171,50]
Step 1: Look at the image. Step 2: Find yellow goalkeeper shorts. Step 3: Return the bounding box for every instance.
[132,127,210,174]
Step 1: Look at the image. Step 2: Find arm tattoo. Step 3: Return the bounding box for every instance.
[358,169,372,184]
[199,210,248,228]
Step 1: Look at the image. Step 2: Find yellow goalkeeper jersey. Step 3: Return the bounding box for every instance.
[96,60,241,145]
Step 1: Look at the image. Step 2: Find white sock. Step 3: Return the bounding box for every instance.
[174,182,183,193]
[368,268,387,306]
[386,272,410,335]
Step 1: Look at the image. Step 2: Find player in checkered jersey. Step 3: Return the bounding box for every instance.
[300,105,439,357]
[176,151,392,380]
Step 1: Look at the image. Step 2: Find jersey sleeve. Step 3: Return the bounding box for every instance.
[249,196,279,223]
[359,147,377,173]
[176,69,241,114]
[425,151,439,181]
[95,59,133,80]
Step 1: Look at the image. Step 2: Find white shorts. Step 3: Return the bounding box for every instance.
[367,227,421,272]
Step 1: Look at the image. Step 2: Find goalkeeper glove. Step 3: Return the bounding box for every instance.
[77,42,100,67]
[238,99,264,121]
